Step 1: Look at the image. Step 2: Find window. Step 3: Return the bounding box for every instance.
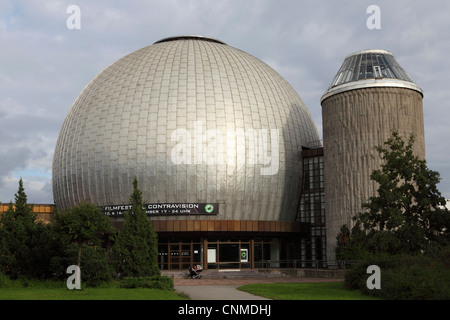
[374,65,382,78]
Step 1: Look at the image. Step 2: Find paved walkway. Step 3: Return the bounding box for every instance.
[174,277,344,300]
[174,284,271,300]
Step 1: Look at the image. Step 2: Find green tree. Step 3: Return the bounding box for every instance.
[112,177,160,277]
[338,131,450,258]
[335,224,366,261]
[0,178,46,278]
[51,201,115,285]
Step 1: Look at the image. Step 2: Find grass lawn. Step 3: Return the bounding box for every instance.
[238,281,381,300]
[0,284,188,300]
[0,277,377,300]
[0,273,189,300]
[1,288,189,300]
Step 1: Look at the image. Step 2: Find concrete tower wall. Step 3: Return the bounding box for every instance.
[322,87,425,263]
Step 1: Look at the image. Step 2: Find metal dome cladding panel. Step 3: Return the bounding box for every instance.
[52,36,320,222]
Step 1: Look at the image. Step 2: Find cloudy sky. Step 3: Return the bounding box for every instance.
[1,0,449,203]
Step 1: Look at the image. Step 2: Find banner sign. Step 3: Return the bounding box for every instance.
[102,203,219,217]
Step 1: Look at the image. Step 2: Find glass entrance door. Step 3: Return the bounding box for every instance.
[157,240,203,270]
[219,243,240,268]
[169,244,191,270]
[207,239,251,269]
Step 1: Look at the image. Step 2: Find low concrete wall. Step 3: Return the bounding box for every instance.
[271,268,346,278]
[163,268,346,279]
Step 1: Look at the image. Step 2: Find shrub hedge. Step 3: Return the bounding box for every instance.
[119,276,174,291]
[345,248,450,300]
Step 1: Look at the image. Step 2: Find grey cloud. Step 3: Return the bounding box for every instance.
[0,146,31,179]
[0,0,449,202]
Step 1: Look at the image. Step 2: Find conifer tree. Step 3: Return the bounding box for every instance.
[112,177,160,277]
[13,178,34,221]
[0,178,40,278]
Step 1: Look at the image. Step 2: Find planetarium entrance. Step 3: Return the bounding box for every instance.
[206,239,251,269]
[153,220,310,270]
[157,237,274,270]
[158,239,203,270]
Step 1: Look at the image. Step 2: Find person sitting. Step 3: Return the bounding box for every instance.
[189,266,200,279]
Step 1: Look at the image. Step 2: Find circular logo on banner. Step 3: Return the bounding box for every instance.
[205,204,214,213]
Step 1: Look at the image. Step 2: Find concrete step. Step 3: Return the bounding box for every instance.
[162,269,285,279]
[161,268,345,279]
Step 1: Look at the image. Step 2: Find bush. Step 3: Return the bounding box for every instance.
[0,272,14,288]
[48,244,112,287]
[0,272,63,289]
[345,249,450,300]
[119,276,174,291]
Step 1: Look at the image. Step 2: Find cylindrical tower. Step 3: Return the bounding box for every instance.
[320,49,425,264]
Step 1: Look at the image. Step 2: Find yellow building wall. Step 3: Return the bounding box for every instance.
[0,203,55,224]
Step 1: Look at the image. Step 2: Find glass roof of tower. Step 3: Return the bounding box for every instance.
[321,49,423,102]
[329,49,415,87]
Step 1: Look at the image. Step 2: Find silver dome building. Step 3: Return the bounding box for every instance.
[52,36,320,270]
